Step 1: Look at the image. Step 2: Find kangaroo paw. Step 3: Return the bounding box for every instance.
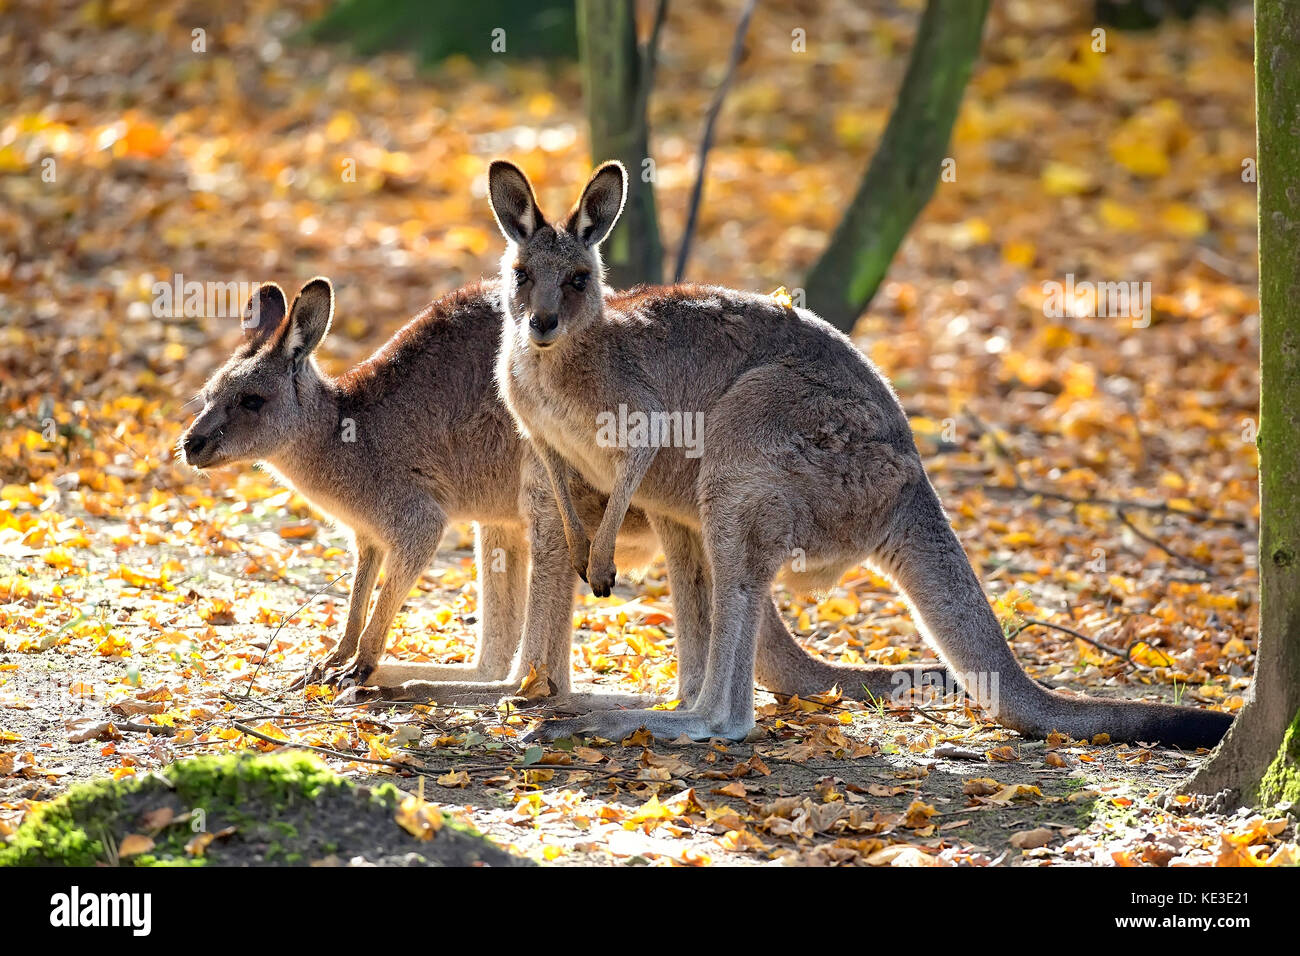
[586,555,617,598]
[288,654,351,692]
[521,706,747,744]
[333,685,389,706]
[329,659,376,690]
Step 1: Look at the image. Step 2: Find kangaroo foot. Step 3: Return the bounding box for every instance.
[333,685,390,706]
[521,706,751,744]
[506,691,664,714]
[327,659,376,690]
[288,653,352,692]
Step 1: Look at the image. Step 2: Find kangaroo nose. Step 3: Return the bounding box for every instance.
[530,312,559,336]
[184,433,207,459]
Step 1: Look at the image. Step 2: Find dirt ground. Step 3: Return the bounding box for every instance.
[2,507,1288,867]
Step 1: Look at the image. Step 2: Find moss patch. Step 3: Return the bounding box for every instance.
[1259,709,1300,807]
[0,752,526,867]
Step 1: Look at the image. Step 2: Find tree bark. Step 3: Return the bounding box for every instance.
[804,0,989,333]
[576,0,664,287]
[1182,0,1300,805]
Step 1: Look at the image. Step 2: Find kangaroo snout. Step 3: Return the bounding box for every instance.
[181,430,213,467]
[528,312,560,347]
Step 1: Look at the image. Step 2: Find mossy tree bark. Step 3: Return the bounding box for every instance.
[576,0,664,287]
[804,0,989,333]
[1182,0,1300,806]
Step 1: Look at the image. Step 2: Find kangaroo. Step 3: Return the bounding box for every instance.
[179,277,947,708]
[487,158,1234,748]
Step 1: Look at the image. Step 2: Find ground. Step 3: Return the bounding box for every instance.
[1,0,1296,865]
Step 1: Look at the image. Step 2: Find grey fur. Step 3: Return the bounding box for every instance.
[180,277,937,708]
[489,160,1233,748]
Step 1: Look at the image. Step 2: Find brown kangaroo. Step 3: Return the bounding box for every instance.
[179,277,947,708]
[486,158,1233,748]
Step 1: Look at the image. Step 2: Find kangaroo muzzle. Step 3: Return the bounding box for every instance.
[528,312,560,347]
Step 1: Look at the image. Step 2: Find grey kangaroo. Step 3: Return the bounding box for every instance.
[179,277,945,707]
[487,158,1233,748]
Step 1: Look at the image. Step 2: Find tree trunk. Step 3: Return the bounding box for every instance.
[804,0,989,333]
[1182,0,1300,806]
[576,0,663,287]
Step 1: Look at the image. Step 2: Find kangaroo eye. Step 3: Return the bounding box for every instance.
[239,394,265,412]
[569,272,589,292]
[514,267,530,288]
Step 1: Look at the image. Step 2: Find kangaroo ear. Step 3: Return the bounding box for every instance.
[241,282,287,347]
[488,160,544,245]
[281,277,333,367]
[565,161,627,248]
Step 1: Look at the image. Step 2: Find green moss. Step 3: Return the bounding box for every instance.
[1259,709,1300,807]
[0,752,368,867]
[1,751,522,868]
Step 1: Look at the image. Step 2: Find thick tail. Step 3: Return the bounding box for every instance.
[871,482,1232,749]
[755,598,954,702]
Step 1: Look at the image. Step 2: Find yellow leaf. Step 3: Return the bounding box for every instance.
[1001,239,1036,268]
[903,800,937,827]
[1160,202,1208,237]
[1129,642,1174,668]
[118,833,154,858]
[515,662,553,701]
[395,791,444,841]
[1098,198,1141,231]
[185,832,215,857]
[43,548,75,569]
[986,784,1043,805]
[437,770,470,788]
[1041,162,1093,196]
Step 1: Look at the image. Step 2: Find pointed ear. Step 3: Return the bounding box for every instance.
[241,282,287,347]
[488,160,544,245]
[281,277,334,367]
[565,161,627,248]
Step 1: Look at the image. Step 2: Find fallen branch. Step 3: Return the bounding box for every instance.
[1116,508,1213,576]
[232,721,419,772]
[1011,617,1141,671]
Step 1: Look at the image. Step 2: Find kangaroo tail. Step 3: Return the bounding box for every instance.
[755,597,954,702]
[871,481,1232,749]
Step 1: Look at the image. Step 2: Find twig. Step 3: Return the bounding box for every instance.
[637,0,670,112]
[672,0,758,282]
[246,571,349,696]
[912,708,973,730]
[232,721,420,772]
[977,482,1250,530]
[958,405,1250,530]
[1011,617,1141,671]
[1116,508,1213,576]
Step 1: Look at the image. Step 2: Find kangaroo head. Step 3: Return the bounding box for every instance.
[180,277,334,470]
[487,159,627,350]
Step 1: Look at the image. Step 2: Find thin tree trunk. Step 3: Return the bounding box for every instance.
[804,0,989,333]
[576,0,664,287]
[1183,0,1300,805]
